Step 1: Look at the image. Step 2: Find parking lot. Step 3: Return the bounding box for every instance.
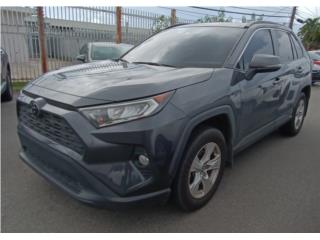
[1,86,320,233]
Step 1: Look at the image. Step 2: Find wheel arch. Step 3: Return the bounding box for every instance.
[169,105,236,180]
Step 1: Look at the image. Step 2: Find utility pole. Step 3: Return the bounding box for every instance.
[37,7,48,74]
[289,6,297,29]
[115,6,122,44]
[171,9,176,26]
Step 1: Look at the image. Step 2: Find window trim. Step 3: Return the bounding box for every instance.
[289,34,298,60]
[288,33,296,61]
[235,27,297,71]
[290,33,304,59]
[271,29,295,64]
[235,28,275,72]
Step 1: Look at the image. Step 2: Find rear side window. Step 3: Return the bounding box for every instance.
[273,30,294,63]
[241,29,274,70]
[291,35,304,59]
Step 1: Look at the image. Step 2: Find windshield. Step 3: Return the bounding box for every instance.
[91,45,131,60]
[122,26,244,68]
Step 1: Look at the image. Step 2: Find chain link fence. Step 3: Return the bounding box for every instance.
[1,6,196,82]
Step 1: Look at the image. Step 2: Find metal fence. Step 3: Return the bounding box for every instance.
[0,6,196,81]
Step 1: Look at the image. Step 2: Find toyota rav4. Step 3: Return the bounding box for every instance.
[17,21,312,211]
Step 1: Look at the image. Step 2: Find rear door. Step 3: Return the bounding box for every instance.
[271,30,308,119]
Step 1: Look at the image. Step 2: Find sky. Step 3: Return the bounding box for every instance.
[131,6,320,33]
[41,6,320,34]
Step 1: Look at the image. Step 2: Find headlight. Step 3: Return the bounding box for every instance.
[80,92,172,128]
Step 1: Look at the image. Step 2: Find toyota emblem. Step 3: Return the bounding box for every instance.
[30,101,40,117]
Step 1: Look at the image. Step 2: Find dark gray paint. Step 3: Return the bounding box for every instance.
[17,22,312,207]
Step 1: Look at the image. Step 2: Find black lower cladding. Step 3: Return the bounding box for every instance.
[18,128,171,207]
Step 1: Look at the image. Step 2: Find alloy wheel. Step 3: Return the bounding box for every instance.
[188,142,221,199]
[294,99,305,130]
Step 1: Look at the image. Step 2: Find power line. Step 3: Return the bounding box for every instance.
[229,6,291,14]
[190,6,291,18]
[159,6,211,17]
[268,7,291,17]
[303,7,315,17]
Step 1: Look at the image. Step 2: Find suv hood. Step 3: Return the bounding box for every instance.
[25,60,214,105]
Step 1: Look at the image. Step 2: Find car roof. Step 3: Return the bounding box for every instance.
[174,21,291,31]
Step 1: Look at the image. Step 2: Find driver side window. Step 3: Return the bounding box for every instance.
[238,29,274,71]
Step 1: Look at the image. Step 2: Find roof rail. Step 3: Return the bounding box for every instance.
[244,21,284,28]
[164,23,190,30]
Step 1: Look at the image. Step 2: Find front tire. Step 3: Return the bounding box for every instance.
[280,93,307,136]
[2,69,13,102]
[173,127,226,211]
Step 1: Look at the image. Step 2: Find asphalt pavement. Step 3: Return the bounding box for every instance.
[1,86,320,232]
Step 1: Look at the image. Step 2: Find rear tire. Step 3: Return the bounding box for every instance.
[280,93,307,136]
[2,69,13,102]
[173,127,226,211]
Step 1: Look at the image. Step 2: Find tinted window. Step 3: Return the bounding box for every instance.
[273,31,294,63]
[241,29,274,70]
[122,26,245,68]
[291,35,304,59]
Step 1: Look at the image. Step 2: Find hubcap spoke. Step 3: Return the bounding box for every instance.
[189,172,202,196]
[201,143,215,163]
[202,177,212,195]
[190,156,202,172]
[205,155,221,171]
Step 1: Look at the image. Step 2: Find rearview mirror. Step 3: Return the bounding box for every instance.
[246,54,281,80]
[76,54,86,62]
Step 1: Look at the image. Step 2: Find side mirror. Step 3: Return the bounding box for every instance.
[246,54,281,80]
[76,54,86,62]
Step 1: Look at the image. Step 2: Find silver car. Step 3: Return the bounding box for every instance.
[76,42,133,63]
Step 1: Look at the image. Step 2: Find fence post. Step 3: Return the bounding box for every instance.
[171,9,176,26]
[37,7,48,74]
[116,6,122,43]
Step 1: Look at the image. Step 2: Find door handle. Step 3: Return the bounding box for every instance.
[296,66,303,73]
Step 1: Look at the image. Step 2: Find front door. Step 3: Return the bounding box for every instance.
[236,29,282,140]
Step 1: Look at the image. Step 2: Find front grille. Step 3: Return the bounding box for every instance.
[18,102,85,155]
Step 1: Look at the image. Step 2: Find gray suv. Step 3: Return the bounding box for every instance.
[17,22,312,211]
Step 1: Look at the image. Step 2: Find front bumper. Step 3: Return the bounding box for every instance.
[17,92,187,207]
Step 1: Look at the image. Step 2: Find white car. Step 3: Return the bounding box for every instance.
[76,42,134,63]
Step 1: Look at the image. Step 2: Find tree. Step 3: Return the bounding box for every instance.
[197,8,232,23]
[298,17,320,50]
[152,15,171,33]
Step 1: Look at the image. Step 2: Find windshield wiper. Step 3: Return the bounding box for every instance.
[132,61,177,68]
[114,58,129,63]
